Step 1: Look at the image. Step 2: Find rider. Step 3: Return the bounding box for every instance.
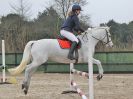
[60,4,84,60]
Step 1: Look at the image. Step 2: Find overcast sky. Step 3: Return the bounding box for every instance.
[0,0,133,26]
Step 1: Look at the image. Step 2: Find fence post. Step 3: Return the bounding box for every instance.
[15,53,17,66]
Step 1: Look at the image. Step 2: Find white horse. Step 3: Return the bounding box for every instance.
[8,26,113,95]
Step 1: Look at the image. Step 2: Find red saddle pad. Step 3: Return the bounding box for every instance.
[57,39,81,49]
[58,39,71,49]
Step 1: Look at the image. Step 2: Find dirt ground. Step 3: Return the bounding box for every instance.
[0,73,133,99]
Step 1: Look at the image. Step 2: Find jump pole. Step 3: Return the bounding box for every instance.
[71,81,87,99]
[62,63,77,94]
[70,63,74,89]
[62,62,88,99]
[0,40,17,84]
[2,40,6,83]
[88,47,94,99]
[71,68,89,78]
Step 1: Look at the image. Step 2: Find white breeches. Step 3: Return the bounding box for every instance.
[60,30,79,43]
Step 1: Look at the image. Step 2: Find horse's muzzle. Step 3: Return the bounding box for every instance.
[106,42,114,48]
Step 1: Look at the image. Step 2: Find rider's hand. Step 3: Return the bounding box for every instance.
[78,31,81,35]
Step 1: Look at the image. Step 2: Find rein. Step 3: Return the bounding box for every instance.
[81,31,88,42]
[80,28,111,45]
[91,28,111,45]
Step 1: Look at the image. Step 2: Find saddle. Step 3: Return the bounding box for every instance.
[57,35,81,63]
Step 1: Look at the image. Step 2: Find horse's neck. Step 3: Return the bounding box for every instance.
[78,33,99,48]
[77,34,98,61]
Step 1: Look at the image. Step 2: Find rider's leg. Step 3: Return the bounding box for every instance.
[60,30,79,43]
[60,30,79,60]
[68,41,77,60]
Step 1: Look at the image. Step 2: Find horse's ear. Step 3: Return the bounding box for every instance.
[88,28,91,30]
[109,26,111,30]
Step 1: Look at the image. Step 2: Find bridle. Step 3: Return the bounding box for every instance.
[91,28,112,45]
[82,31,88,42]
[81,28,112,45]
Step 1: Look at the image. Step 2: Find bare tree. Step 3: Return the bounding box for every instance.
[54,0,88,19]
[8,0,32,52]
[10,0,32,20]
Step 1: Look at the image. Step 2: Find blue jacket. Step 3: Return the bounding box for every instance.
[61,14,84,33]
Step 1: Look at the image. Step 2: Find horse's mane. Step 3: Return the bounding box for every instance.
[78,26,110,38]
[91,26,109,30]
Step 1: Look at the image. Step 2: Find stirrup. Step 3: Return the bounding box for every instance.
[68,55,75,60]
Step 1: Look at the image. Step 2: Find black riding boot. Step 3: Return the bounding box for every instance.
[68,41,77,60]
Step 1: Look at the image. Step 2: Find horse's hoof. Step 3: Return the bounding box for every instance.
[24,89,28,95]
[97,75,103,81]
[22,84,25,89]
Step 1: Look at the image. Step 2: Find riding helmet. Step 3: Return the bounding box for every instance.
[72,4,82,12]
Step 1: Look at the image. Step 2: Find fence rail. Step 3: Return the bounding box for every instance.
[0,51,133,73]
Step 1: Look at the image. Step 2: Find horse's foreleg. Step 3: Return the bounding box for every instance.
[93,58,104,80]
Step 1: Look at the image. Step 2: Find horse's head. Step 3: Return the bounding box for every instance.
[87,26,113,47]
[100,26,113,47]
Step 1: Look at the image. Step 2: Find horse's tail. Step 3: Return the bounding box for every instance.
[8,41,35,76]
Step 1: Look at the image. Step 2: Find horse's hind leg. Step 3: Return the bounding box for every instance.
[22,62,38,95]
[22,58,47,95]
